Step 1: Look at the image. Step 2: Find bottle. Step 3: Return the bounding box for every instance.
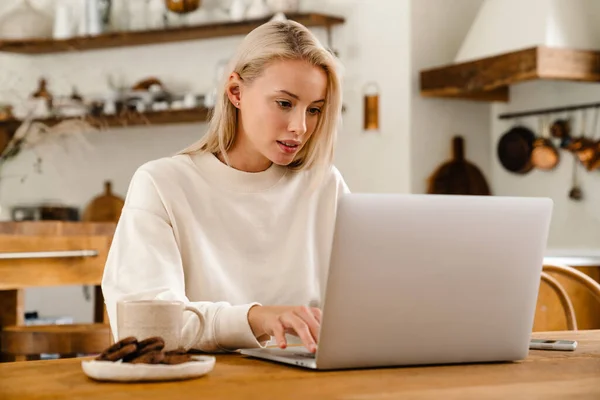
[85,0,103,35]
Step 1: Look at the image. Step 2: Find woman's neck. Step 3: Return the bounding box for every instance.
[217,132,272,173]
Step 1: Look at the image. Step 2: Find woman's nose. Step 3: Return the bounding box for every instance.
[289,110,307,136]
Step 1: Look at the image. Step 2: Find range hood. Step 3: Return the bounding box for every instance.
[420,0,600,102]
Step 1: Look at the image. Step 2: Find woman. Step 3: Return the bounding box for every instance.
[101,19,349,354]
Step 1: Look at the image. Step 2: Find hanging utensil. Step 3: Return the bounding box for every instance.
[427,135,491,196]
[550,115,572,149]
[566,109,595,156]
[568,155,583,201]
[587,145,600,171]
[577,106,600,171]
[496,121,536,174]
[586,115,600,171]
[531,115,559,171]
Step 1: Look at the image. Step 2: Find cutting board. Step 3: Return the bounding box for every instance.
[82,181,125,222]
[427,136,492,196]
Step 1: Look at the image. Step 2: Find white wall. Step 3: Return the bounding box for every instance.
[0,54,30,103]
[410,0,490,194]
[0,0,411,322]
[300,0,411,193]
[491,81,600,250]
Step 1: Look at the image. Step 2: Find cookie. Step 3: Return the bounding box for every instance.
[95,337,138,362]
[129,349,165,364]
[98,343,138,362]
[123,336,165,362]
[137,337,165,353]
[162,351,193,365]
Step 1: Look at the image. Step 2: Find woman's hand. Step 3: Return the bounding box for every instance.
[247,305,321,352]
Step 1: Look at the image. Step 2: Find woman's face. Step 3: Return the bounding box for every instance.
[227,59,328,170]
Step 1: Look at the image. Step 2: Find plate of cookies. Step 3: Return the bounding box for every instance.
[81,336,216,382]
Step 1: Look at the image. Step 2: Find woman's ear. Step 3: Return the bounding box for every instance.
[226,72,243,108]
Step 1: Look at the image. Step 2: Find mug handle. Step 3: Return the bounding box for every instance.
[182,306,206,351]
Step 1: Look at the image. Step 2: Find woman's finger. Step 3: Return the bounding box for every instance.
[280,313,317,352]
[310,307,322,324]
[293,306,320,342]
[269,319,287,349]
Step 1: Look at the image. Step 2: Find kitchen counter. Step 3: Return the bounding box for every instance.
[544,249,600,267]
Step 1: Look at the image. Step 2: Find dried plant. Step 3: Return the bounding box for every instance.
[0,115,98,183]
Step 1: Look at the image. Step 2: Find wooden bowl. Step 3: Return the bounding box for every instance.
[165,0,201,14]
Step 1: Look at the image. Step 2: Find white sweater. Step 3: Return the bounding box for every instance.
[101,151,349,352]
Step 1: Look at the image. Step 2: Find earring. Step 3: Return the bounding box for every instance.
[236,102,240,107]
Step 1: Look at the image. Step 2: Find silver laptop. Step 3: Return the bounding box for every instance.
[241,193,553,370]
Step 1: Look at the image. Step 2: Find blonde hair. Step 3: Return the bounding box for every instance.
[178,19,343,174]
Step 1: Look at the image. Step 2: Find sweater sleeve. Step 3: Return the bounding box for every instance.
[334,165,351,195]
[101,167,268,352]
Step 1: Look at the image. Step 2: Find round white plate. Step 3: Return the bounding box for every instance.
[81,355,216,382]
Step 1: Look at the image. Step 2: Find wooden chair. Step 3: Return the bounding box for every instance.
[0,222,115,362]
[539,263,600,332]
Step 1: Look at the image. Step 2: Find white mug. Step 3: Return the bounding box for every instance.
[117,300,205,352]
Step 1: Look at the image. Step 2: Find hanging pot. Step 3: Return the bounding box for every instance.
[497,125,536,174]
[566,109,595,161]
[550,117,572,149]
[573,107,600,170]
[583,139,600,171]
[531,116,559,171]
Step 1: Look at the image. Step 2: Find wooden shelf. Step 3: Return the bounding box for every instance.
[0,13,344,55]
[0,107,211,154]
[419,46,600,102]
[1,106,210,130]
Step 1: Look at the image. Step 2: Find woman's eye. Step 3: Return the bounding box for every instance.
[277,100,292,109]
[308,107,322,115]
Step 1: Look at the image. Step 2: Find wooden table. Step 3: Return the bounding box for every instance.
[1,330,599,399]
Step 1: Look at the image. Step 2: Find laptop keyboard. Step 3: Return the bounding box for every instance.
[293,351,316,359]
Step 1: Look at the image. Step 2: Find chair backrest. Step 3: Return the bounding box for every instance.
[540,271,577,330]
[543,264,600,303]
[540,263,600,331]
